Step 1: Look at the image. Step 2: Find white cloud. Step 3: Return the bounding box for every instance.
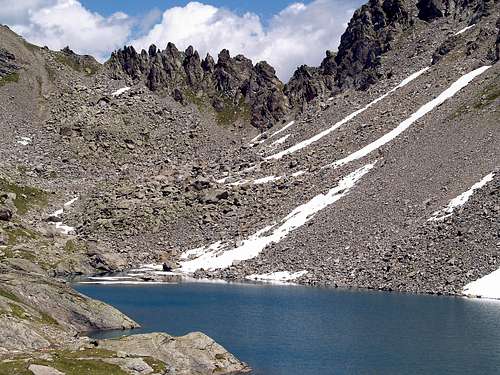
[131,0,361,81]
[1,0,132,61]
[1,0,361,79]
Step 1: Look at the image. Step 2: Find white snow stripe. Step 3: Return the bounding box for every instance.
[429,172,495,221]
[179,163,375,273]
[253,176,282,185]
[463,268,500,300]
[270,121,296,138]
[271,134,291,146]
[265,68,430,160]
[111,87,130,96]
[455,24,475,36]
[326,66,491,169]
[246,270,308,282]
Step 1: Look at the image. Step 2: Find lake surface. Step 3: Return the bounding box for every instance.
[75,281,500,375]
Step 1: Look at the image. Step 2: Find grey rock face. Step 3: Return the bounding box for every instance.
[108,45,288,130]
[98,332,251,375]
[0,207,12,221]
[0,47,18,78]
[28,364,66,375]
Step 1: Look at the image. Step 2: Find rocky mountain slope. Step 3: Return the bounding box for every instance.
[0,0,499,371]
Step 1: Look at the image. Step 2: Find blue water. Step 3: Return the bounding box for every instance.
[75,281,500,375]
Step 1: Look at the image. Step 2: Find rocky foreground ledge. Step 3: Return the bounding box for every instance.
[0,268,250,375]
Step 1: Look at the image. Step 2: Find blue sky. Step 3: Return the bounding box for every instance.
[81,0,314,21]
[0,0,362,80]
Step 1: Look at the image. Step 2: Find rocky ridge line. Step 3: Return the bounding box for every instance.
[107,0,497,130]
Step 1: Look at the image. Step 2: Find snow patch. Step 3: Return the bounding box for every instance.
[270,121,296,138]
[16,137,32,146]
[292,170,306,177]
[111,87,131,96]
[246,270,308,283]
[326,66,491,168]
[455,24,475,35]
[463,268,500,300]
[266,68,430,160]
[49,197,78,235]
[179,163,375,273]
[429,172,495,221]
[271,134,291,146]
[254,175,282,185]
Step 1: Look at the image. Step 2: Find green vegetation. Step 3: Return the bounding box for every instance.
[57,348,118,359]
[0,178,48,215]
[0,288,21,303]
[143,357,168,373]
[3,227,38,247]
[0,349,167,375]
[8,303,27,320]
[215,97,251,127]
[55,53,99,76]
[38,310,59,326]
[0,360,32,375]
[184,89,209,109]
[473,78,500,111]
[451,74,500,119]
[0,72,19,87]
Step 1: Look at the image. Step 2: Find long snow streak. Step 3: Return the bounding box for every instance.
[328,66,491,168]
[429,172,495,221]
[265,68,430,160]
[270,121,296,138]
[246,270,308,283]
[179,163,375,273]
[463,268,500,300]
[455,24,475,35]
[271,134,291,146]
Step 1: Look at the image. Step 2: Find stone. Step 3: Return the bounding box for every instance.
[28,365,65,375]
[0,207,12,221]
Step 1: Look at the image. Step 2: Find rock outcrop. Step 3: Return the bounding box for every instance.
[98,332,251,375]
[108,45,288,130]
[0,47,18,78]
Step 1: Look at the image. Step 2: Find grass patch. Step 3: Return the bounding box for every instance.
[0,178,48,215]
[0,360,32,375]
[143,357,168,373]
[63,239,86,254]
[0,72,19,87]
[0,288,21,303]
[184,89,208,109]
[54,53,99,76]
[38,357,128,375]
[8,303,27,320]
[215,97,251,127]
[38,310,59,326]
[58,348,118,359]
[4,227,38,246]
[473,82,500,110]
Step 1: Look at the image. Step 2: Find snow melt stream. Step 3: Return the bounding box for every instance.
[179,163,375,273]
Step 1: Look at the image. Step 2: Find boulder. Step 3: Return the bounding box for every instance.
[98,332,251,375]
[0,207,12,221]
[28,364,65,375]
